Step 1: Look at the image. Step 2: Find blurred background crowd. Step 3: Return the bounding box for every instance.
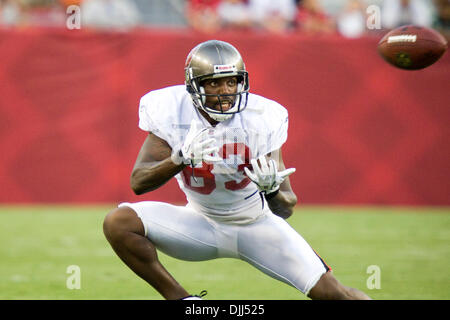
[0,0,449,37]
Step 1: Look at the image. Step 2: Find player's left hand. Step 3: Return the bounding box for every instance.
[244,155,296,195]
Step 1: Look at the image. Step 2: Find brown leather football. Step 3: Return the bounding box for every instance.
[377,25,448,70]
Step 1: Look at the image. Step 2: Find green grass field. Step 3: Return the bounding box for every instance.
[0,205,448,300]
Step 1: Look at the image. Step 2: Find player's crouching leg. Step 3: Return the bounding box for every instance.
[102,205,192,300]
[307,271,371,300]
[103,206,146,245]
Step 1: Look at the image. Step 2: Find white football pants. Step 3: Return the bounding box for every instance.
[118,201,330,295]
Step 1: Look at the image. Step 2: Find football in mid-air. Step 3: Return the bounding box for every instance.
[377,25,448,70]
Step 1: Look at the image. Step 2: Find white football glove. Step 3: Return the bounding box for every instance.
[244,155,296,195]
[171,119,222,166]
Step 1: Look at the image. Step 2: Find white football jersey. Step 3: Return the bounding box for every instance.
[138,85,288,223]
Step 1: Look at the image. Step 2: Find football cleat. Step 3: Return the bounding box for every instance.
[181,290,208,300]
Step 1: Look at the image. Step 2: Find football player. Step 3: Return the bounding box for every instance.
[103,40,370,300]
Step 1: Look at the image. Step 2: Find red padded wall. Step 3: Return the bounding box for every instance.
[0,28,448,205]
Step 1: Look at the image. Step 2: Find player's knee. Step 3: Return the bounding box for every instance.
[307,271,348,300]
[103,209,121,240]
[103,207,144,241]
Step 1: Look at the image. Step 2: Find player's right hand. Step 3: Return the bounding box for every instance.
[171,119,222,166]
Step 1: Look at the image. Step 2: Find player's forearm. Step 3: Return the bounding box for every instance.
[131,158,186,195]
[266,190,297,219]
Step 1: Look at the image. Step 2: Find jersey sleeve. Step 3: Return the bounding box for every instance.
[138,91,173,144]
[265,102,289,154]
[270,110,288,152]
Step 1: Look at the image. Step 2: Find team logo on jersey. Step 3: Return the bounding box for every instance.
[214,64,237,73]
